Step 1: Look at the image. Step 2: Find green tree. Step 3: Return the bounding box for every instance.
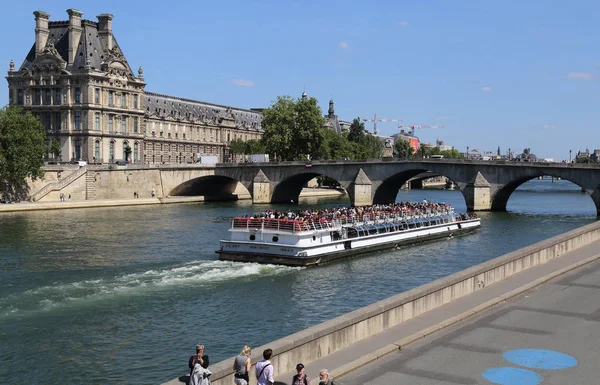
[347,117,366,143]
[292,96,326,160]
[260,95,325,161]
[228,138,247,156]
[49,138,61,162]
[394,139,414,159]
[440,148,463,159]
[361,134,384,159]
[245,139,265,154]
[260,96,297,161]
[576,156,593,164]
[0,106,47,200]
[315,129,354,160]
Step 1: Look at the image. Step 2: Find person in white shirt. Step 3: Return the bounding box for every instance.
[255,348,274,385]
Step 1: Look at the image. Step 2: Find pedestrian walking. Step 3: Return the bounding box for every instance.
[255,348,274,385]
[292,363,311,385]
[318,369,335,385]
[233,345,251,385]
[151,189,156,198]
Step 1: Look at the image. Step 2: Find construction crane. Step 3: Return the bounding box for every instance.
[398,125,445,136]
[363,114,402,135]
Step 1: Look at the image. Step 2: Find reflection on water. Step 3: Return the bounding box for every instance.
[0,179,596,384]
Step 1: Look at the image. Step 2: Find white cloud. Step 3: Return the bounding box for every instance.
[339,41,349,49]
[543,124,556,130]
[231,79,255,87]
[398,20,408,26]
[436,116,449,121]
[481,86,492,92]
[566,72,594,80]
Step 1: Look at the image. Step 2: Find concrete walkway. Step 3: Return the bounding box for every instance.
[271,239,600,384]
[338,255,600,384]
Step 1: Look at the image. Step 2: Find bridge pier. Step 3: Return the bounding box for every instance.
[591,189,600,216]
[463,172,492,211]
[348,168,373,207]
[252,169,271,204]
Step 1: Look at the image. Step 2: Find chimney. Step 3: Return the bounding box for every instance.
[67,8,83,64]
[97,14,114,51]
[33,11,50,56]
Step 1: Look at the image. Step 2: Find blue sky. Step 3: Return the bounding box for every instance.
[1,0,598,160]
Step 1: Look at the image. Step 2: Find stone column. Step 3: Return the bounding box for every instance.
[591,189,600,217]
[349,168,373,207]
[463,171,492,211]
[252,169,271,204]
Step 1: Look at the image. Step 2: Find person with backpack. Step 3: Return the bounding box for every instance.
[292,363,311,385]
[255,348,274,385]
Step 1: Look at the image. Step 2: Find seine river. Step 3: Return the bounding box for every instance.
[0,179,596,384]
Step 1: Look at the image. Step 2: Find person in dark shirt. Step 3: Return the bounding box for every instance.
[188,344,209,374]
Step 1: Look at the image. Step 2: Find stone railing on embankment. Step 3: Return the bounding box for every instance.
[30,166,88,202]
[163,220,600,385]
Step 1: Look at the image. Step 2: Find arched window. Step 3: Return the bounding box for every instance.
[94,140,100,161]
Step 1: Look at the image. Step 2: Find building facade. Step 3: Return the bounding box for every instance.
[5,10,262,164]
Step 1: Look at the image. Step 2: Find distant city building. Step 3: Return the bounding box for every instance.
[514,148,537,162]
[392,129,419,151]
[435,139,453,152]
[6,10,262,164]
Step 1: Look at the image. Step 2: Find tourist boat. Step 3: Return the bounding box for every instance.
[216,203,481,266]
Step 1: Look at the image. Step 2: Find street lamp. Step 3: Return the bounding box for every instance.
[569,149,572,163]
[466,146,469,160]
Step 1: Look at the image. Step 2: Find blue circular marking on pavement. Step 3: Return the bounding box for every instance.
[482,367,543,385]
[503,349,578,370]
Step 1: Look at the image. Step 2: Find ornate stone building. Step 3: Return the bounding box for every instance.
[5,9,262,164]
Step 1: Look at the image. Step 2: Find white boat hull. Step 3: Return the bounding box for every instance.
[217,218,481,266]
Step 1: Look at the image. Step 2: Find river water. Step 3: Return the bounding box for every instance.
[0,179,596,384]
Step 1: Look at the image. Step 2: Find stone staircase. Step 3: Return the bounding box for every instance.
[85,172,96,200]
[30,166,88,202]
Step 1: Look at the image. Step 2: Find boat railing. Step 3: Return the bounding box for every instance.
[231,207,456,234]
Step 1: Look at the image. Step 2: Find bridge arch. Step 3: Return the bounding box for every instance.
[373,168,460,204]
[492,173,599,214]
[270,172,347,204]
[169,175,249,201]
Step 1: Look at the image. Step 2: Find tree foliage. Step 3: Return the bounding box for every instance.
[576,156,594,164]
[49,138,61,161]
[260,96,325,161]
[394,139,414,159]
[260,98,387,161]
[229,138,265,155]
[0,106,47,199]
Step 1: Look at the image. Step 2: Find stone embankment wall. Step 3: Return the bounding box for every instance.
[164,221,600,385]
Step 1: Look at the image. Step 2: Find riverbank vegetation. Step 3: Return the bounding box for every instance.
[0,106,47,201]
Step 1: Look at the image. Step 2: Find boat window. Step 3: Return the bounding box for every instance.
[313,235,316,241]
[272,236,279,242]
[250,234,256,241]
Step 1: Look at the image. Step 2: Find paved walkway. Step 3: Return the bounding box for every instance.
[272,240,600,385]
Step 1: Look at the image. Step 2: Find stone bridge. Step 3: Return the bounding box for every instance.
[32,160,600,214]
[161,159,600,214]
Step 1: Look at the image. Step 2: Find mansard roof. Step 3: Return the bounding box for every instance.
[143,91,262,130]
[20,20,134,76]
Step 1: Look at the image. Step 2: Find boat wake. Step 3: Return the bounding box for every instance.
[0,260,298,318]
